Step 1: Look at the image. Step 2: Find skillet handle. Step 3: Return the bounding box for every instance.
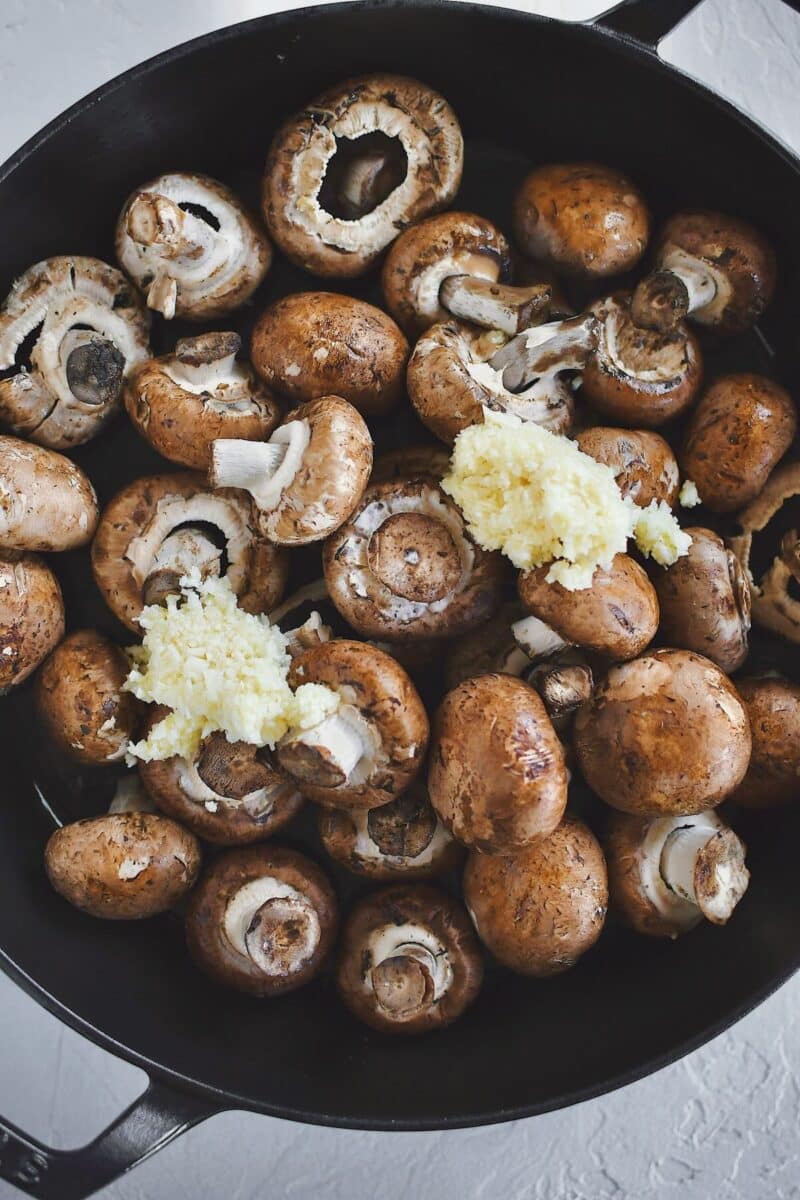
[0,1079,219,1200]
[595,0,800,48]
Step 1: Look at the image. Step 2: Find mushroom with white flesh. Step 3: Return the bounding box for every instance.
[730,462,800,644]
[0,436,98,552]
[116,172,271,321]
[0,256,150,449]
[680,374,797,513]
[630,211,776,335]
[580,293,702,427]
[251,292,408,418]
[108,773,156,814]
[463,815,608,976]
[523,653,595,735]
[605,809,749,938]
[382,210,550,337]
[35,630,143,766]
[513,163,651,279]
[91,472,288,632]
[370,444,450,485]
[125,332,282,470]
[428,673,568,852]
[210,395,372,546]
[336,885,483,1034]
[262,74,463,278]
[0,552,64,692]
[652,528,751,673]
[728,676,800,808]
[576,427,680,508]
[276,640,429,811]
[323,478,507,642]
[185,845,337,996]
[574,648,752,816]
[138,707,304,845]
[45,813,201,920]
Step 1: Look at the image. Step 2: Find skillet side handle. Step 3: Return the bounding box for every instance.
[593,0,706,47]
[0,1079,219,1200]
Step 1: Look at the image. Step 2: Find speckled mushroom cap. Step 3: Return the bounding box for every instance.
[730,462,800,644]
[185,845,338,997]
[680,373,797,513]
[382,212,511,335]
[428,673,568,853]
[728,676,800,808]
[0,256,150,450]
[512,163,650,279]
[138,707,304,845]
[0,436,98,552]
[262,74,463,278]
[574,648,752,816]
[116,172,271,321]
[336,884,483,1035]
[323,478,507,642]
[463,815,608,976]
[575,427,680,508]
[91,472,288,632]
[0,552,64,692]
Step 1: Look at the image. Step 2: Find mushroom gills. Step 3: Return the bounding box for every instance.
[211,420,310,512]
[488,314,598,393]
[439,275,551,335]
[278,706,381,788]
[141,527,222,606]
[223,877,321,975]
[366,922,452,1016]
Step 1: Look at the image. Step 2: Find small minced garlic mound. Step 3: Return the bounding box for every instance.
[679,479,701,508]
[124,573,339,762]
[633,500,693,566]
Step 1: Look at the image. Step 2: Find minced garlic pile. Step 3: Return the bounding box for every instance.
[124,573,338,763]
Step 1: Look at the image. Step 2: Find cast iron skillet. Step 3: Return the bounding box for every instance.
[2,1,800,1195]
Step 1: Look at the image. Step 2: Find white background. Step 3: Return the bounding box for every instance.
[2,2,800,1197]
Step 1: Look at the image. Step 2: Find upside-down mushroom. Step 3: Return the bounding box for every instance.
[0,437,98,551]
[729,676,800,808]
[730,462,800,643]
[0,552,64,692]
[575,427,680,508]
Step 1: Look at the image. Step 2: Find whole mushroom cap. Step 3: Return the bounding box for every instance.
[575,427,680,509]
[0,552,64,691]
[0,436,98,552]
[729,676,800,808]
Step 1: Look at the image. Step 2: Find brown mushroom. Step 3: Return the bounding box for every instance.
[605,809,749,937]
[513,163,650,279]
[728,676,800,808]
[45,812,201,919]
[443,600,533,690]
[370,444,450,485]
[91,472,287,631]
[336,884,482,1034]
[0,436,98,551]
[680,374,796,513]
[575,427,680,508]
[730,462,800,643]
[185,845,337,996]
[523,653,595,735]
[574,648,752,815]
[463,815,608,976]
[0,552,64,692]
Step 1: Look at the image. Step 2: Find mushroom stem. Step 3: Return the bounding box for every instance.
[488,314,598,392]
[511,614,570,661]
[282,611,331,658]
[659,824,749,924]
[63,333,125,407]
[278,710,368,788]
[170,332,242,390]
[223,876,321,973]
[143,527,221,606]
[368,923,452,1012]
[631,257,717,332]
[337,148,405,218]
[527,661,593,729]
[126,192,213,261]
[439,276,551,335]
[211,421,310,512]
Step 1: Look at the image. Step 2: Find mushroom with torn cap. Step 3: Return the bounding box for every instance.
[575,427,680,508]
[0,552,64,692]
[728,676,800,808]
[0,437,98,552]
[730,462,800,644]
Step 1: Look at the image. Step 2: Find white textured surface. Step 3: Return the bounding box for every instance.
[3,1,800,1197]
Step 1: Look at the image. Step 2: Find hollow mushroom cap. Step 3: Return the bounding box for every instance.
[728,676,800,808]
[463,815,608,977]
[370,443,450,485]
[116,172,271,321]
[323,478,507,642]
[251,292,408,418]
[124,332,282,470]
[262,74,463,278]
[730,462,800,643]
[512,163,650,279]
[428,673,568,853]
[652,527,751,673]
[574,648,752,816]
[680,373,797,513]
[581,293,702,427]
[137,706,304,844]
[518,553,659,662]
[91,472,287,632]
[185,845,338,997]
[277,639,429,810]
[575,427,680,508]
[0,552,64,692]
[0,256,150,450]
[45,812,201,920]
[0,436,98,552]
[336,884,483,1035]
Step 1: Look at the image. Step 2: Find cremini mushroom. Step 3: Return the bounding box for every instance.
[523,652,595,735]
[428,673,568,852]
[513,163,650,279]
[336,885,483,1034]
[576,427,680,508]
[729,676,800,808]
[323,478,506,641]
[370,444,450,485]
[91,472,288,631]
[0,436,98,551]
[185,845,337,996]
[45,812,201,919]
[680,374,796,513]
[605,809,749,937]
[268,578,341,655]
[463,815,608,976]
[630,211,776,335]
[263,74,462,278]
[730,462,800,643]
[652,527,751,673]
[574,649,752,815]
[276,640,429,810]
[116,172,271,320]
[125,332,281,469]
[0,256,150,449]
[210,395,372,545]
[0,552,64,692]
